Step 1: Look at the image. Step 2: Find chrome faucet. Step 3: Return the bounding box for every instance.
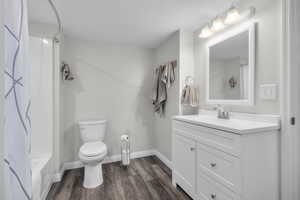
[215,105,229,119]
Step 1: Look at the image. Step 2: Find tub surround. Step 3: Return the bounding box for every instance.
[31,156,51,200]
[29,35,55,200]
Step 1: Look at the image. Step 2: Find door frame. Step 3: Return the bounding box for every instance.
[281,0,300,199]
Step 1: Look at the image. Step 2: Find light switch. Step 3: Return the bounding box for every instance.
[259,84,277,100]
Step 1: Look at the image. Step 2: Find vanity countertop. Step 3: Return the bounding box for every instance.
[173,113,281,135]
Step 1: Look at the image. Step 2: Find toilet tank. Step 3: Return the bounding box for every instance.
[79,120,107,143]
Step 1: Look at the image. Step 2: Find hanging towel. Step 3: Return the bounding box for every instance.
[152,66,167,114]
[152,61,177,115]
[181,85,199,107]
[162,61,176,88]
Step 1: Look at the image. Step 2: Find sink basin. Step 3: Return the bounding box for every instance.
[173,112,280,134]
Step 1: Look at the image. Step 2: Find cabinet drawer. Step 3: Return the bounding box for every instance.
[197,143,241,193]
[197,173,240,200]
[173,120,241,156]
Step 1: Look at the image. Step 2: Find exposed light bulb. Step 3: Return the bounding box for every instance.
[212,17,225,31]
[199,26,213,38]
[225,7,240,24]
[42,39,49,44]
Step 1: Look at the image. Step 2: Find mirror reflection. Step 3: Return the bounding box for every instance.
[209,31,249,100]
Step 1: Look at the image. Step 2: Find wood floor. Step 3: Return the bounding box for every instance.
[46,156,192,200]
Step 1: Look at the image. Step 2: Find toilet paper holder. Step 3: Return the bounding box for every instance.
[121,134,130,166]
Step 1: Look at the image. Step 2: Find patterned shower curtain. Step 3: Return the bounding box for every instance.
[3,0,32,199]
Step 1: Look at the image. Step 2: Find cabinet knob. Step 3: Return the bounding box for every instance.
[190,147,195,151]
[210,163,217,167]
[211,194,217,199]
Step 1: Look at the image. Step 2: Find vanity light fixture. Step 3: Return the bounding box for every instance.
[198,6,255,39]
[212,17,225,31]
[224,6,241,24]
[199,25,213,38]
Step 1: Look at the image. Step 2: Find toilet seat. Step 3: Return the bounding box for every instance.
[79,141,107,163]
[80,141,107,157]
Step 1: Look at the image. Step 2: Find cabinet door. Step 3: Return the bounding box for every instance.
[173,133,196,196]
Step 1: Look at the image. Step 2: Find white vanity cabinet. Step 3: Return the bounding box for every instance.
[172,114,280,200]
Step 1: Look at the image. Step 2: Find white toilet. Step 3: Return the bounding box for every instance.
[78,120,107,189]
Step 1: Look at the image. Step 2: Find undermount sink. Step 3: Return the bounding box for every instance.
[173,110,280,134]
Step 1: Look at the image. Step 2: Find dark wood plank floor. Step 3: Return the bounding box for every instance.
[46,156,192,200]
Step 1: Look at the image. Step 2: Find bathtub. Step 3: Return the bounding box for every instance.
[31,155,51,200]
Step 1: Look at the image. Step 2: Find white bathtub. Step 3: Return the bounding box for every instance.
[31,155,51,200]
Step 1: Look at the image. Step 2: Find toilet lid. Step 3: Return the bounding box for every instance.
[80,141,107,157]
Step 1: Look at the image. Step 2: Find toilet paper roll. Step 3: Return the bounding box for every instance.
[121,134,129,141]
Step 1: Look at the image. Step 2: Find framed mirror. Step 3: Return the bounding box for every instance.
[206,23,256,105]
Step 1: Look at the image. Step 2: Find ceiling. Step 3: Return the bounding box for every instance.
[28,0,233,48]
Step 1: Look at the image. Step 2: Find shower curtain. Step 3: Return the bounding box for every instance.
[3,0,32,199]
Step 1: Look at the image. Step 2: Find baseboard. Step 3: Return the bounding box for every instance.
[103,149,155,163]
[153,150,172,170]
[52,172,63,183]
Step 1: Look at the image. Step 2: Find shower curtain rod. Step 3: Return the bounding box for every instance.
[48,0,62,42]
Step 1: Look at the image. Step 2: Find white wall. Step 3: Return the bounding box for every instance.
[60,37,155,163]
[194,0,282,114]
[29,36,53,158]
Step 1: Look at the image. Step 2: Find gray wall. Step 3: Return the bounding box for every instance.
[194,0,282,114]
[61,31,195,163]
[153,32,180,160]
[61,37,155,163]
[152,30,196,161]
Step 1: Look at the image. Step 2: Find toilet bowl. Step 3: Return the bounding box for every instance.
[78,120,107,188]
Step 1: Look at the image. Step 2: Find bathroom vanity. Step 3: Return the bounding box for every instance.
[172,112,280,200]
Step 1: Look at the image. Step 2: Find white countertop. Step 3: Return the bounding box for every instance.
[173,114,280,134]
